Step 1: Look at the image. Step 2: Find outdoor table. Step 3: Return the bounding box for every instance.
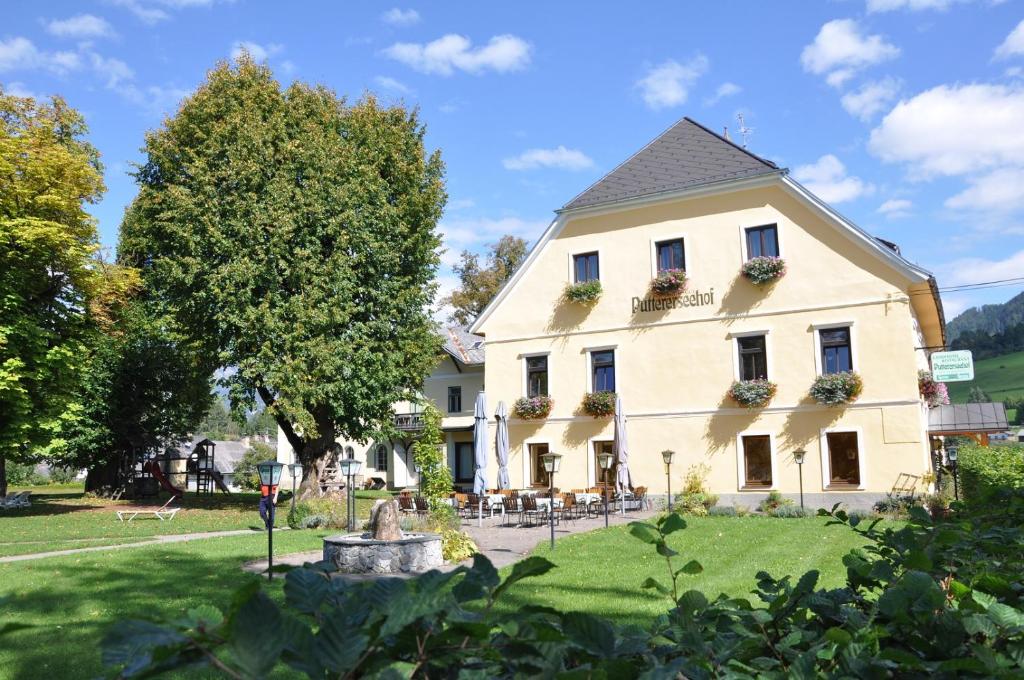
[575,492,601,505]
[533,497,564,511]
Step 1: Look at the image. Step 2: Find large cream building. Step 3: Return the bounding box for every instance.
[281,118,946,508]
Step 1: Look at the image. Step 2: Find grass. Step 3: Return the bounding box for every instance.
[494,515,883,627]
[946,349,1024,406]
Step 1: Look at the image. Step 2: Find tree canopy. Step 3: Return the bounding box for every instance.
[443,235,528,325]
[119,58,447,493]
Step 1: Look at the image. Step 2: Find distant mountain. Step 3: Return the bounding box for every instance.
[947,291,1024,342]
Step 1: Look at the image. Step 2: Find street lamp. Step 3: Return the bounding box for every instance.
[597,450,614,528]
[947,446,959,502]
[793,449,806,510]
[661,450,675,512]
[413,461,422,497]
[256,460,284,581]
[541,452,562,550]
[287,463,303,515]
[339,456,363,532]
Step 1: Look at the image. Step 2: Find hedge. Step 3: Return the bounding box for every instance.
[958,443,1024,504]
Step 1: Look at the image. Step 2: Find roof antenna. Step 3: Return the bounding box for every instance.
[736,113,753,148]
[722,126,730,141]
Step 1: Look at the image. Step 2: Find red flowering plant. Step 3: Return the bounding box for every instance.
[650,269,687,297]
[918,370,949,408]
[512,395,554,420]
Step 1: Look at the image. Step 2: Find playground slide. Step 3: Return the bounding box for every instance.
[145,460,185,497]
[209,470,232,494]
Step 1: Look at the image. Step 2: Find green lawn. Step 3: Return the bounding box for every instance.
[947,349,1024,405]
[495,515,881,627]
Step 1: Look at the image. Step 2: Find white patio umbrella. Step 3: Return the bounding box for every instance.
[613,394,632,515]
[495,401,511,490]
[472,391,488,525]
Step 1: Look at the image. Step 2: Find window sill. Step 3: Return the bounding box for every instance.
[826,483,862,491]
[739,485,774,491]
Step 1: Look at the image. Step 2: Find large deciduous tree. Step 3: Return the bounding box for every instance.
[0,89,105,497]
[119,58,446,496]
[443,235,527,325]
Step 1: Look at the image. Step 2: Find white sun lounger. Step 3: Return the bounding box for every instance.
[116,496,179,522]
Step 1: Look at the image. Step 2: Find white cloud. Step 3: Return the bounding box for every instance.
[447,198,475,211]
[381,8,420,26]
[46,14,116,39]
[502,146,595,171]
[869,84,1024,177]
[383,34,531,76]
[635,56,709,110]
[4,81,42,99]
[945,249,1024,285]
[231,41,283,62]
[801,19,899,86]
[108,0,222,24]
[841,77,901,121]
[793,154,873,203]
[878,198,913,217]
[995,19,1024,60]
[0,37,81,74]
[374,76,410,94]
[89,52,133,88]
[940,294,971,319]
[867,0,961,11]
[946,167,1024,213]
[703,81,741,106]
[440,216,547,253]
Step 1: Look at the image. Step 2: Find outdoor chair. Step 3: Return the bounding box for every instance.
[559,494,582,523]
[628,486,649,511]
[454,493,469,517]
[502,496,523,526]
[398,495,415,514]
[116,496,179,522]
[522,495,547,526]
[414,496,429,516]
[0,491,31,510]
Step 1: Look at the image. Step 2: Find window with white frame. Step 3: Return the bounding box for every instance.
[526,355,548,397]
[737,335,768,380]
[591,350,616,392]
[740,435,773,488]
[655,238,685,272]
[819,327,852,374]
[530,443,551,487]
[573,252,599,282]
[825,431,861,486]
[593,440,614,486]
[745,224,779,259]
[375,444,388,472]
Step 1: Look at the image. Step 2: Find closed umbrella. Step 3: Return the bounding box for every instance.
[495,401,511,490]
[473,392,488,525]
[614,394,631,514]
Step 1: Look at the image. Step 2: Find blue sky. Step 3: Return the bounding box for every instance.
[4,0,1024,321]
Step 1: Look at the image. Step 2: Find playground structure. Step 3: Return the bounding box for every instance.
[120,439,230,498]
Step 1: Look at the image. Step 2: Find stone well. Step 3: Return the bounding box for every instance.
[322,533,443,575]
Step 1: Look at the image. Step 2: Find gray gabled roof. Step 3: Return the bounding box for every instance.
[561,117,780,212]
[443,326,484,365]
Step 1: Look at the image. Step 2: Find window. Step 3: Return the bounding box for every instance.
[454,442,474,484]
[526,356,548,397]
[447,386,462,413]
[737,335,768,380]
[826,432,861,486]
[530,443,551,487]
[591,350,616,392]
[820,327,852,374]
[593,441,614,486]
[745,224,779,259]
[741,435,772,488]
[573,252,600,283]
[655,238,685,272]
[375,445,388,472]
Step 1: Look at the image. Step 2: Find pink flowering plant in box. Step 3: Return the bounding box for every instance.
[810,371,863,406]
[728,379,778,408]
[581,391,616,418]
[918,370,949,408]
[512,395,553,420]
[741,256,787,285]
[650,269,687,297]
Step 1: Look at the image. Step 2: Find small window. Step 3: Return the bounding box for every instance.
[826,432,861,486]
[592,350,615,393]
[820,328,852,374]
[526,356,548,397]
[454,442,474,484]
[594,441,614,486]
[741,435,772,488]
[447,386,462,413]
[573,252,600,283]
[745,224,779,259]
[530,443,551,487]
[655,238,685,272]
[737,335,768,381]
[375,445,388,472]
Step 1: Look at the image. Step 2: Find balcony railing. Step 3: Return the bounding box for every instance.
[393,413,424,431]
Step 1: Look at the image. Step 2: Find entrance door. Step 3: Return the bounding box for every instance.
[454,442,474,485]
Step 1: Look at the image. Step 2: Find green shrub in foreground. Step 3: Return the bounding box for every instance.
[287,497,346,530]
[959,443,1024,504]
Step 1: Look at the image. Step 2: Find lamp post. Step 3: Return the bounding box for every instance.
[793,449,806,510]
[287,463,303,515]
[413,461,422,497]
[661,449,675,512]
[256,460,284,581]
[947,446,959,502]
[541,451,562,550]
[597,451,614,528]
[339,456,363,532]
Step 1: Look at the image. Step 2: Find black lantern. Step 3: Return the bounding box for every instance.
[256,460,284,581]
[287,463,303,514]
[541,452,562,550]
[339,456,363,532]
[947,446,959,502]
[597,451,614,528]
[661,450,675,511]
[793,449,806,510]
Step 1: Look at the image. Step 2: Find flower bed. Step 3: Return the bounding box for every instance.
[727,379,777,408]
[809,371,863,406]
[741,256,786,285]
[581,391,616,417]
[563,280,602,304]
[512,395,553,420]
[918,370,949,407]
[649,269,686,297]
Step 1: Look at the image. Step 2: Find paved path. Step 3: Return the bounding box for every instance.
[0,528,265,564]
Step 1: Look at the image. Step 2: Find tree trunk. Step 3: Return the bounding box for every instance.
[0,453,7,498]
[296,408,338,499]
[85,456,123,495]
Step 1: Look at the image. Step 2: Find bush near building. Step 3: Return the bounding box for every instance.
[958,443,1024,504]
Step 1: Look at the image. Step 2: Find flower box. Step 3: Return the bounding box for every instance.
[809,371,863,406]
[741,256,786,285]
[649,269,686,297]
[918,370,949,408]
[581,391,616,417]
[512,395,553,420]
[564,280,602,304]
[728,379,778,408]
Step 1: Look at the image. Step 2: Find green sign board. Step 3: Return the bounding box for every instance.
[931,350,974,382]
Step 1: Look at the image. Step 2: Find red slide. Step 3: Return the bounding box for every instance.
[145,460,185,497]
